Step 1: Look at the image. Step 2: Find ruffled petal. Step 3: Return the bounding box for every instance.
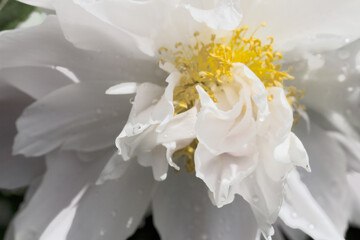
[66,161,156,240]
[14,82,132,156]
[152,170,258,240]
[0,86,45,189]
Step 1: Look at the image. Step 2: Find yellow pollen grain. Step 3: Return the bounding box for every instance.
[159,24,305,173]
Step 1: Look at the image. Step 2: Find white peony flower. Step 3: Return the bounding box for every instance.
[0,0,359,239]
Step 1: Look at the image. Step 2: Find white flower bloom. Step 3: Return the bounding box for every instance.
[1,0,360,240]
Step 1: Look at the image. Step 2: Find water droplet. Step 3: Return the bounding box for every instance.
[100,230,105,236]
[163,134,169,138]
[291,212,298,218]
[348,87,354,92]
[111,210,118,217]
[308,224,315,230]
[338,49,350,59]
[201,234,208,240]
[337,74,346,82]
[307,54,325,70]
[345,38,350,43]
[126,217,134,229]
[129,98,135,104]
[252,196,259,203]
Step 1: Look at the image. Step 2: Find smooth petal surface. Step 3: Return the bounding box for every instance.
[152,170,258,240]
[0,16,163,85]
[293,119,350,236]
[348,173,360,227]
[0,86,45,189]
[10,149,112,240]
[242,0,360,51]
[0,66,72,100]
[66,161,157,240]
[14,81,132,156]
[279,170,344,240]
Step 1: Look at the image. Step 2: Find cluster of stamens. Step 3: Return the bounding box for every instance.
[159,24,305,172]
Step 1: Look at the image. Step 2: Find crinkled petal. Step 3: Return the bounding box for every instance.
[66,161,157,240]
[152,170,258,240]
[14,82,132,156]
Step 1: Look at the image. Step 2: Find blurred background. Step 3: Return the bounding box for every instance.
[0,0,359,239]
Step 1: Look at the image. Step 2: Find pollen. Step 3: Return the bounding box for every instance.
[159,24,305,173]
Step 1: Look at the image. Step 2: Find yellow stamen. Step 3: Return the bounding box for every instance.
[159,24,305,172]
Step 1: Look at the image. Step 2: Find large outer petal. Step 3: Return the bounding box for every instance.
[28,0,241,56]
[65,161,157,240]
[241,0,360,50]
[0,86,45,189]
[14,81,132,156]
[0,16,163,85]
[152,170,258,240]
[292,119,350,236]
[287,39,360,140]
[8,149,113,240]
[279,170,344,240]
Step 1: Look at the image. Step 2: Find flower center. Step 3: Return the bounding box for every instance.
[159,23,305,172]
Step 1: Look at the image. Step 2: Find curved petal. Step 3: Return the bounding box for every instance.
[14,81,132,156]
[242,0,360,50]
[0,85,45,189]
[10,149,112,240]
[0,16,163,85]
[18,0,54,9]
[288,39,360,139]
[66,161,157,240]
[279,170,344,240]
[0,66,72,100]
[347,173,360,227]
[152,170,258,240]
[293,119,350,236]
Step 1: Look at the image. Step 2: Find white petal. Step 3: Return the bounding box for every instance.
[0,16,163,85]
[293,119,350,235]
[18,0,54,9]
[66,161,156,240]
[289,39,360,140]
[106,82,138,95]
[152,170,258,240]
[0,66,72,100]
[0,86,45,189]
[195,143,257,207]
[39,187,88,240]
[279,170,344,240]
[14,82,131,156]
[348,173,360,227]
[242,0,360,51]
[184,0,242,30]
[96,153,130,185]
[10,149,112,240]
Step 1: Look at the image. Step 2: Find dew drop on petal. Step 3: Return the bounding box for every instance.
[291,211,298,218]
[126,217,134,229]
[201,234,208,240]
[308,224,315,230]
[100,230,105,236]
[348,87,354,92]
[129,98,135,104]
[337,74,346,82]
